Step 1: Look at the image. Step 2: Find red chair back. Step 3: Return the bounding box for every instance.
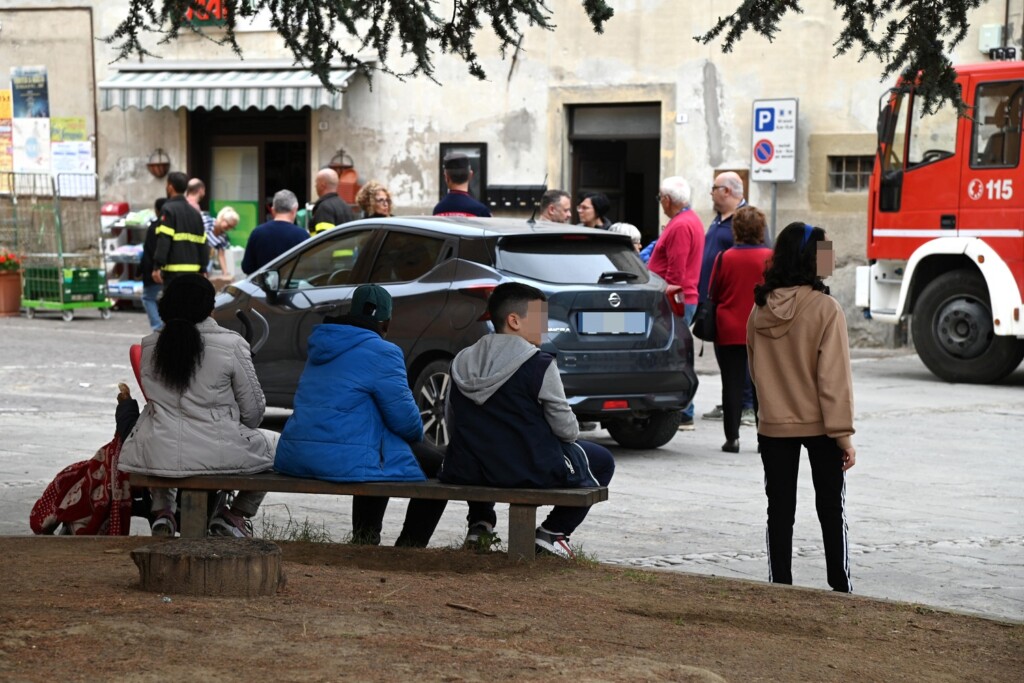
[129,344,147,400]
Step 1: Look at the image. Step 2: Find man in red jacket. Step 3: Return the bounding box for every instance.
[648,175,705,430]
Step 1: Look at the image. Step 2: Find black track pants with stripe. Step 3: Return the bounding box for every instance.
[759,434,852,593]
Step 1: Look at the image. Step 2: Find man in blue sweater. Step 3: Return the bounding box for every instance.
[241,189,309,274]
[440,282,614,559]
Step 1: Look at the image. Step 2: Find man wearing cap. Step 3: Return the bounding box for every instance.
[274,284,447,547]
[310,167,356,235]
[433,152,492,217]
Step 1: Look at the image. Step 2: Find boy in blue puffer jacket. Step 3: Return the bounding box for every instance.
[275,284,446,546]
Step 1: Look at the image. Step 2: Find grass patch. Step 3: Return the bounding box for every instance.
[258,506,334,543]
[622,568,658,583]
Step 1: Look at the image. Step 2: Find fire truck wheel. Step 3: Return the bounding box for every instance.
[912,269,1024,384]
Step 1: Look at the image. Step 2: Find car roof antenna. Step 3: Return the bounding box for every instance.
[527,174,548,229]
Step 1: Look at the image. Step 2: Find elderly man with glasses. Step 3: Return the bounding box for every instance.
[647,176,706,430]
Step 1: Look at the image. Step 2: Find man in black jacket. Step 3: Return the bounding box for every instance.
[151,172,207,285]
[140,197,166,331]
[310,168,355,235]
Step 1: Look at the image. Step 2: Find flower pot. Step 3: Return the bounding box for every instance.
[0,271,22,317]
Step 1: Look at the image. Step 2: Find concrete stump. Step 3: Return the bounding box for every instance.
[131,538,283,597]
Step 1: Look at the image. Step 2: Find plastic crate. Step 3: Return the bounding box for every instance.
[22,267,107,302]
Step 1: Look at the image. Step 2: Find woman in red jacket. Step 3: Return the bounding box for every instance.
[708,206,772,453]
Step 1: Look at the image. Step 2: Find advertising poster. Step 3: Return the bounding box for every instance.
[10,66,49,118]
[0,89,12,193]
[51,117,87,142]
[12,117,51,174]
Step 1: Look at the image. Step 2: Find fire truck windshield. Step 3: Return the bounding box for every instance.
[878,88,957,173]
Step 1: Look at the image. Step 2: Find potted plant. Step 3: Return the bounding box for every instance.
[0,247,23,317]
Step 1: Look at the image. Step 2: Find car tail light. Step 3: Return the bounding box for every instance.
[665,285,686,317]
[603,400,629,410]
[459,284,497,320]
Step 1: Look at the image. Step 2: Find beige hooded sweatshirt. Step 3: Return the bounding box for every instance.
[746,285,855,450]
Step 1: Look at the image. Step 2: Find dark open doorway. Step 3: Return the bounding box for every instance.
[570,104,661,244]
[189,108,310,228]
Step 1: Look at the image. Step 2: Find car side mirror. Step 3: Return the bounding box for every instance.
[254,270,280,293]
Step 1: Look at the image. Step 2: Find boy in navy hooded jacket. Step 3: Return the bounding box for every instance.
[441,282,615,558]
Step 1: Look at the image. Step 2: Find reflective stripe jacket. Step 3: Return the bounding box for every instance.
[310,192,355,235]
[152,195,207,273]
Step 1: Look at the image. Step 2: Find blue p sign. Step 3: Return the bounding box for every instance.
[755,108,775,132]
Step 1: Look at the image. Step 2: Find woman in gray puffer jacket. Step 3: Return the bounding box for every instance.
[118,274,276,538]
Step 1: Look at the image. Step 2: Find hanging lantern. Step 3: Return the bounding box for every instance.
[329,149,361,204]
[147,148,171,179]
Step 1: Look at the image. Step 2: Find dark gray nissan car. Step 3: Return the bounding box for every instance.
[213,217,697,449]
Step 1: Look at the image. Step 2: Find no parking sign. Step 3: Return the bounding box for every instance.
[751,99,798,183]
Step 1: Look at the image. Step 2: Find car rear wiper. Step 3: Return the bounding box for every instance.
[598,271,639,283]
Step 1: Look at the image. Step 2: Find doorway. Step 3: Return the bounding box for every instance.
[570,104,661,243]
[189,108,310,243]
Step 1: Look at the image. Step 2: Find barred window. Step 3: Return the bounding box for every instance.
[827,155,874,192]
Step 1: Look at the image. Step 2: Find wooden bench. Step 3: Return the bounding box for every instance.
[129,472,609,561]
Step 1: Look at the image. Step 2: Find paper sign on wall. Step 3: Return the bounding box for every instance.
[10,66,49,119]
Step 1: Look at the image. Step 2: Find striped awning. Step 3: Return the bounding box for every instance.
[98,61,359,111]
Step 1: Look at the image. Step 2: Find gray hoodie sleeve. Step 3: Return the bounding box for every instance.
[538,362,579,442]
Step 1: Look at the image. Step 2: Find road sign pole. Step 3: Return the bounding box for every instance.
[769,183,778,243]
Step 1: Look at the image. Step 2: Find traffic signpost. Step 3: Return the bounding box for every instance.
[751,98,798,240]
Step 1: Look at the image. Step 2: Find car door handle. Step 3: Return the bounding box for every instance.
[940,214,956,230]
[313,303,339,313]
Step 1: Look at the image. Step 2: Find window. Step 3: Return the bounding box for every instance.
[827,156,874,192]
[496,235,649,285]
[282,230,375,288]
[907,93,958,166]
[369,231,445,283]
[972,80,1023,168]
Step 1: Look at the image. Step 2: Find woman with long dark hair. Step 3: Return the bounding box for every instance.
[118,274,276,538]
[747,222,856,593]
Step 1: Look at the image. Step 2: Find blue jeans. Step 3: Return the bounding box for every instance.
[142,283,163,331]
[683,303,697,420]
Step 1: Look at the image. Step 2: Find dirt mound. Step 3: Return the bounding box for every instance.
[1,537,1019,681]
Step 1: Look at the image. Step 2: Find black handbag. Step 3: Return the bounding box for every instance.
[691,251,723,343]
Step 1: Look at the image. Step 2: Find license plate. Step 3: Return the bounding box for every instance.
[577,311,646,335]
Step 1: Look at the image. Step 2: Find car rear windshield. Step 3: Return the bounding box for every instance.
[495,235,650,284]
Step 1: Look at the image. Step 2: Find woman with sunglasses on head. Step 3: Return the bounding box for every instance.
[747,222,856,593]
[356,180,393,218]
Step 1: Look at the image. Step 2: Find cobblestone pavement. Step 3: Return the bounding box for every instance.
[1,312,1021,622]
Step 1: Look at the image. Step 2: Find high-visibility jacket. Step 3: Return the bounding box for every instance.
[310,192,355,235]
[152,195,208,274]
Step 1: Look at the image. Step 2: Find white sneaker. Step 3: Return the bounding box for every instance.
[535,527,574,559]
[741,409,757,427]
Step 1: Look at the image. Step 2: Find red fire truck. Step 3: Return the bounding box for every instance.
[856,61,1024,383]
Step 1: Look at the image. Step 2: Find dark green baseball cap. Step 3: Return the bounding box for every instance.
[351,284,392,321]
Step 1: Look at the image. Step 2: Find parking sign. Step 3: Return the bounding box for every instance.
[751,99,798,183]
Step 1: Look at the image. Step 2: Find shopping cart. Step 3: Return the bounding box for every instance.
[0,172,111,321]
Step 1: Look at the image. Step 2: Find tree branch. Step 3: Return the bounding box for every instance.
[105,0,615,88]
[696,0,983,113]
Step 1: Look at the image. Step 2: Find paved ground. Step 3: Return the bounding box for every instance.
[1,309,1021,622]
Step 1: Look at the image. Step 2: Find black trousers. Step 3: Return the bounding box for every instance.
[351,442,448,547]
[715,344,749,442]
[759,434,852,593]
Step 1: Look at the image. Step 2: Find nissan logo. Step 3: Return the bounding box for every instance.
[608,293,621,308]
